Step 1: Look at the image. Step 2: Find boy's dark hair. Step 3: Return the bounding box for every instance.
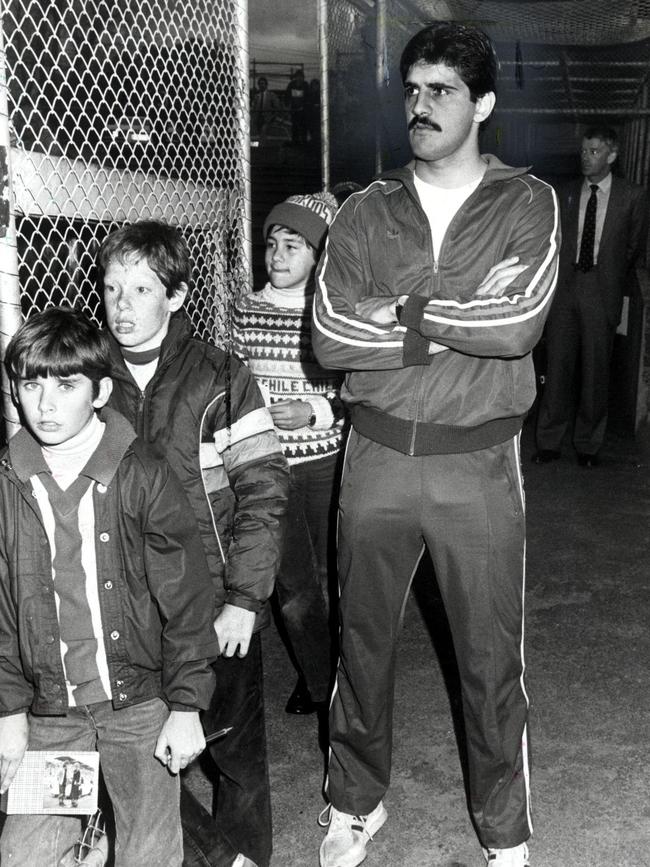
[5,306,111,398]
[97,220,191,299]
[583,125,619,151]
[400,21,498,101]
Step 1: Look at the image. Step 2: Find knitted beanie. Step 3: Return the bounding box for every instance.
[263,191,338,250]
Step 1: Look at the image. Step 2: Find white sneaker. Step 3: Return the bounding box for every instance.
[231,855,258,867]
[319,801,387,867]
[482,842,530,866]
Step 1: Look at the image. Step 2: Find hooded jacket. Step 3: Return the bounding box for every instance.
[0,408,218,717]
[107,312,289,628]
[313,156,561,454]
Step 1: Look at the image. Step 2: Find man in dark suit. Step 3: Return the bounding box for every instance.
[534,126,647,467]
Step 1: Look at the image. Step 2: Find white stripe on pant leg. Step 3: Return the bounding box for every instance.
[324,427,356,799]
[511,432,533,835]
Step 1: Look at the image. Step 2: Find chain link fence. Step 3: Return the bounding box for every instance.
[1,0,249,345]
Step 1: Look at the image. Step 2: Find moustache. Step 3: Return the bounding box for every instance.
[409,116,442,132]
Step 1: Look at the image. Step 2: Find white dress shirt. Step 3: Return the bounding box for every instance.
[575,171,612,265]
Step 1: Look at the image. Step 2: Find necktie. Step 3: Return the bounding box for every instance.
[577,184,599,272]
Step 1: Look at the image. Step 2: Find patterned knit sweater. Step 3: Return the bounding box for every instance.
[232,283,344,465]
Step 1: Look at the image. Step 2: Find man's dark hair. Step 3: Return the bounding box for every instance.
[400,21,498,101]
[97,220,191,299]
[5,306,111,397]
[583,125,619,151]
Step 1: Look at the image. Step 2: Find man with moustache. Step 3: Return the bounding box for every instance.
[533,125,648,467]
[313,21,560,867]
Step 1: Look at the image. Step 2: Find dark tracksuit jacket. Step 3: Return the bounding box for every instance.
[312,155,560,847]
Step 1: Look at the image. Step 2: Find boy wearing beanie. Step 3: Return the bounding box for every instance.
[232,192,344,715]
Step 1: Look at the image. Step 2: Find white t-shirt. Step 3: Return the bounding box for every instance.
[413,171,482,260]
[125,357,158,391]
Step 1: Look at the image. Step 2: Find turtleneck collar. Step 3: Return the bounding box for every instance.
[41,413,105,490]
[41,412,105,460]
[258,280,314,309]
[120,345,161,365]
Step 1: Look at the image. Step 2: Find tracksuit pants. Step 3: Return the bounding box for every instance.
[327,429,532,849]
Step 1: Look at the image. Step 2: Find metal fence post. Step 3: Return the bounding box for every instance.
[318,0,330,191]
[0,23,22,440]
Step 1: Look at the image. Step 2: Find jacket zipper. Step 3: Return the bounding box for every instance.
[137,389,146,439]
[408,365,426,455]
[403,173,487,452]
[404,181,438,453]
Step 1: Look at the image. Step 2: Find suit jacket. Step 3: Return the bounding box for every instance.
[556,174,648,325]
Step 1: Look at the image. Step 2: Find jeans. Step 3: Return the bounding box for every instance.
[0,697,181,867]
[181,786,238,867]
[181,632,271,867]
[274,454,338,701]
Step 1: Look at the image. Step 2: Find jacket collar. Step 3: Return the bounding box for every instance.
[7,407,137,486]
[378,154,531,193]
[107,309,193,382]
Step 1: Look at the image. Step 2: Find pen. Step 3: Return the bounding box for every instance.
[205,726,233,744]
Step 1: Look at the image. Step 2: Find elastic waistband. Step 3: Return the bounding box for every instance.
[350,404,524,455]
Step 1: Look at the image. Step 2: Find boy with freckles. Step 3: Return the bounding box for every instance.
[99,221,289,867]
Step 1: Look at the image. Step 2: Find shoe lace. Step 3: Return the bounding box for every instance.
[318,804,332,828]
[318,804,375,836]
[319,804,355,829]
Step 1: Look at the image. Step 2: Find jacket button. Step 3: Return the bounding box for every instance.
[97,484,107,493]
[110,630,120,640]
[116,679,124,686]
[99,532,110,542]
[46,635,55,644]
[104,581,113,590]
[119,693,127,701]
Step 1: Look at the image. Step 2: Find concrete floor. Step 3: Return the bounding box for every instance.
[186,416,650,867]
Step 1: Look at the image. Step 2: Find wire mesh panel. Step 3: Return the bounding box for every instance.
[1,0,249,343]
[326,0,375,184]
